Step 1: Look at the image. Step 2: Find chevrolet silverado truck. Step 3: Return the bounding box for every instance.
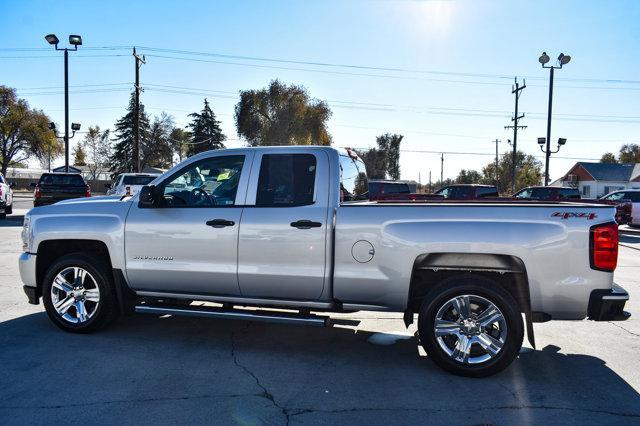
[19,146,630,377]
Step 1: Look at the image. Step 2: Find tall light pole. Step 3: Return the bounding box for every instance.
[45,34,82,173]
[539,51,571,185]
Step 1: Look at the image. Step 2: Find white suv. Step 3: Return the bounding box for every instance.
[106,173,159,196]
[0,172,14,219]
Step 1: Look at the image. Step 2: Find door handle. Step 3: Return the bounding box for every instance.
[290,220,322,229]
[206,219,235,228]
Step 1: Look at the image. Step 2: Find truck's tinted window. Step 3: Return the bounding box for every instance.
[476,186,499,197]
[623,192,640,202]
[437,186,471,199]
[256,154,316,207]
[383,183,410,194]
[39,174,85,186]
[162,155,244,207]
[123,175,156,186]
[515,187,551,199]
[559,188,580,199]
[339,154,368,201]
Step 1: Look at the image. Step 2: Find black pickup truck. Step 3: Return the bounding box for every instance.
[32,173,91,207]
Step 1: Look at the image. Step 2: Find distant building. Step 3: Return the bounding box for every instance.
[52,165,111,180]
[552,162,640,198]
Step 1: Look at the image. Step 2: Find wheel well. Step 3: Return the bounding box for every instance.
[36,240,113,292]
[407,253,531,315]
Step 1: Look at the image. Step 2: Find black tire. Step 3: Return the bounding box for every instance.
[6,203,12,215]
[42,253,119,333]
[0,212,5,220]
[418,275,524,378]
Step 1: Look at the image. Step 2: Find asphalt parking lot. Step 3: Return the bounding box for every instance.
[1,202,639,425]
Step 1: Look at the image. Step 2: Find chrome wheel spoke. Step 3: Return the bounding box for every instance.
[476,332,504,357]
[52,276,73,293]
[453,295,471,319]
[54,296,75,315]
[434,319,460,337]
[477,305,502,327]
[452,335,472,363]
[84,289,100,303]
[73,267,87,287]
[75,300,88,322]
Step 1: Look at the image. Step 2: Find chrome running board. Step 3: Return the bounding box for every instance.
[135,304,328,327]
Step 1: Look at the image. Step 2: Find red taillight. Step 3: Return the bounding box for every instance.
[85,185,91,197]
[34,185,41,199]
[590,222,618,272]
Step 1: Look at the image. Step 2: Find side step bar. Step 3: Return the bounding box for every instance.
[135,304,328,327]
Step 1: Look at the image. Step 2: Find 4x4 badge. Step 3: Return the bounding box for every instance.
[552,212,597,220]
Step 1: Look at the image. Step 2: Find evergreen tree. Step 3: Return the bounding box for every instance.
[145,112,174,168]
[72,144,87,166]
[109,92,150,175]
[186,98,226,157]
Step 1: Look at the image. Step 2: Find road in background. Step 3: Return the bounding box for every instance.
[0,211,638,424]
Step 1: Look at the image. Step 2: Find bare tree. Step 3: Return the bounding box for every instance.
[82,126,112,180]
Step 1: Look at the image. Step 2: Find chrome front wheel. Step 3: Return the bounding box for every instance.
[50,266,101,324]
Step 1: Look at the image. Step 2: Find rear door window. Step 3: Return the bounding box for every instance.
[476,187,498,198]
[623,192,640,202]
[256,154,316,207]
[559,188,580,199]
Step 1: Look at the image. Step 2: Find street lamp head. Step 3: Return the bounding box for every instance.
[538,137,546,145]
[558,53,571,65]
[539,52,550,65]
[71,123,81,131]
[558,138,567,146]
[45,34,59,46]
[68,35,82,46]
[48,122,56,130]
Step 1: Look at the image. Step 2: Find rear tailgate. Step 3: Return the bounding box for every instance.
[39,184,86,203]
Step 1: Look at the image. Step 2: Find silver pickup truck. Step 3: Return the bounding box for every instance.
[19,146,629,377]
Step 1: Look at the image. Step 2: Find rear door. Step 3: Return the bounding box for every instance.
[237,150,330,300]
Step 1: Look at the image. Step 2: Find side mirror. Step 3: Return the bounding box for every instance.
[30,182,37,188]
[104,183,112,189]
[138,185,159,208]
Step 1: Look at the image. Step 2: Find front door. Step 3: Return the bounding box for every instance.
[124,152,252,296]
[237,151,330,300]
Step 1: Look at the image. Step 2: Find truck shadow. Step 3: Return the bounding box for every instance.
[0,214,24,227]
[0,312,638,424]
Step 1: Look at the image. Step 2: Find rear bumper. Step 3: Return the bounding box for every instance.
[588,283,630,321]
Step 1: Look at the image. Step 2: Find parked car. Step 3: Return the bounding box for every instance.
[20,146,629,377]
[0,172,15,219]
[434,184,499,200]
[32,173,91,207]
[512,186,632,225]
[106,173,160,196]
[600,189,640,226]
[513,186,580,201]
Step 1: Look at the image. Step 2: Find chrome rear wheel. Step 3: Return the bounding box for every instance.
[434,294,507,364]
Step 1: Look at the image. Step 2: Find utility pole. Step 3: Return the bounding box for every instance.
[133,47,146,173]
[493,139,501,190]
[428,170,432,193]
[440,153,444,186]
[504,77,527,193]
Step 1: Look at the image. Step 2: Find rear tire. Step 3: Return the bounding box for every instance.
[42,253,119,333]
[6,203,12,215]
[418,275,524,377]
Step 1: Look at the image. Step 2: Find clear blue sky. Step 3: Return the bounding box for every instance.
[2,0,639,182]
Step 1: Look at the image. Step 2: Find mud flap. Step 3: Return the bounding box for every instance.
[525,311,536,349]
